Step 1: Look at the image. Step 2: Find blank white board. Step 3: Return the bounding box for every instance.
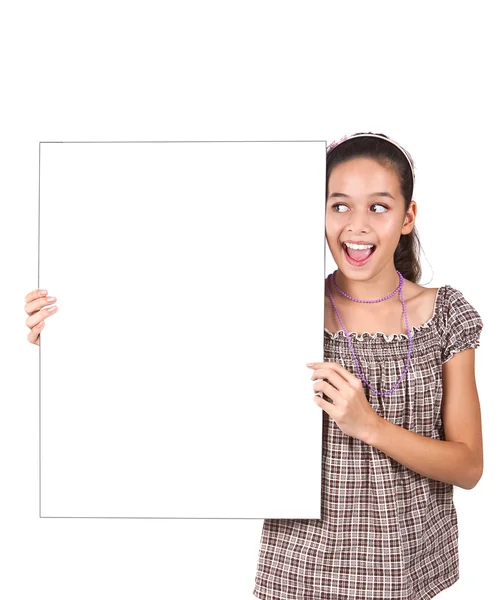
[39,141,326,518]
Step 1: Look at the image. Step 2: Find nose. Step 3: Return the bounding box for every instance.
[346,213,371,235]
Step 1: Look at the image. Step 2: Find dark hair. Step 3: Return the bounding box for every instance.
[326,132,422,283]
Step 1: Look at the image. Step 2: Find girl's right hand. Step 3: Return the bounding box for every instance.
[24,289,58,346]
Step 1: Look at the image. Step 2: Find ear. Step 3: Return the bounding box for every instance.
[401,200,417,234]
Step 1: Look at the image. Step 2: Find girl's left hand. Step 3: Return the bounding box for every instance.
[308,361,380,442]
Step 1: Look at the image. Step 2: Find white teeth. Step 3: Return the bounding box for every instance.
[344,242,374,250]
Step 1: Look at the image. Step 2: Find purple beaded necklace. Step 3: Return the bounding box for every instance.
[326,269,413,396]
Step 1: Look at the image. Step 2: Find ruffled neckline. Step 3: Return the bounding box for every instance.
[324,284,446,342]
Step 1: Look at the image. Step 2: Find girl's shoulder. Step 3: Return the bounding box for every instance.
[404,282,439,325]
[407,281,481,326]
[430,283,484,364]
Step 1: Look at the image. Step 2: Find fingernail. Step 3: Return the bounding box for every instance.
[306,363,314,367]
[40,290,47,295]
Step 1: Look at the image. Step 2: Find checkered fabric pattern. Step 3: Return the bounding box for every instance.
[253,285,483,599]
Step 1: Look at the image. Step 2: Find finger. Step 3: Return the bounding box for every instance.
[24,290,54,316]
[24,294,56,317]
[311,366,347,392]
[313,378,338,402]
[313,393,337,415]
[313,361,359,389]
[24,289,47,304]
[27,320,44,345]
[25,304,58,328]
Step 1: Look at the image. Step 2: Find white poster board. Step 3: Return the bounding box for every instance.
[39,141,326,518]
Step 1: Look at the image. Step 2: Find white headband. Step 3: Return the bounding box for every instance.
[327,132,415,197]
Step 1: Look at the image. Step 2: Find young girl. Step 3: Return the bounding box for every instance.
[24,132,483,599]
[252,132,484,599]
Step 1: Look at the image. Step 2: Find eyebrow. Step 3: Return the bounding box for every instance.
[327,192,395,200]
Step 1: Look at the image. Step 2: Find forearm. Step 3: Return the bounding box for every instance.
[364,415,479,489]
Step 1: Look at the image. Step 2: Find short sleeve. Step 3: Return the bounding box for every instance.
[437,285,483,364]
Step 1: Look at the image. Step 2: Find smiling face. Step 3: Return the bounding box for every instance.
[326,157,417,285]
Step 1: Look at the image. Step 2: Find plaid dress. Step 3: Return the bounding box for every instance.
[253,284,483,600]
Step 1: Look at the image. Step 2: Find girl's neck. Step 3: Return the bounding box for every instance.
[332,268,402,301]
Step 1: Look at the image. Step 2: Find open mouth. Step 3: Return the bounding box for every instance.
[342,243,377,266]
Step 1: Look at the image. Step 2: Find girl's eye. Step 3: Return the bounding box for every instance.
[332,203,388,213]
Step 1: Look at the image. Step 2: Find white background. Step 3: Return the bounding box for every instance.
[1,1,498,598]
